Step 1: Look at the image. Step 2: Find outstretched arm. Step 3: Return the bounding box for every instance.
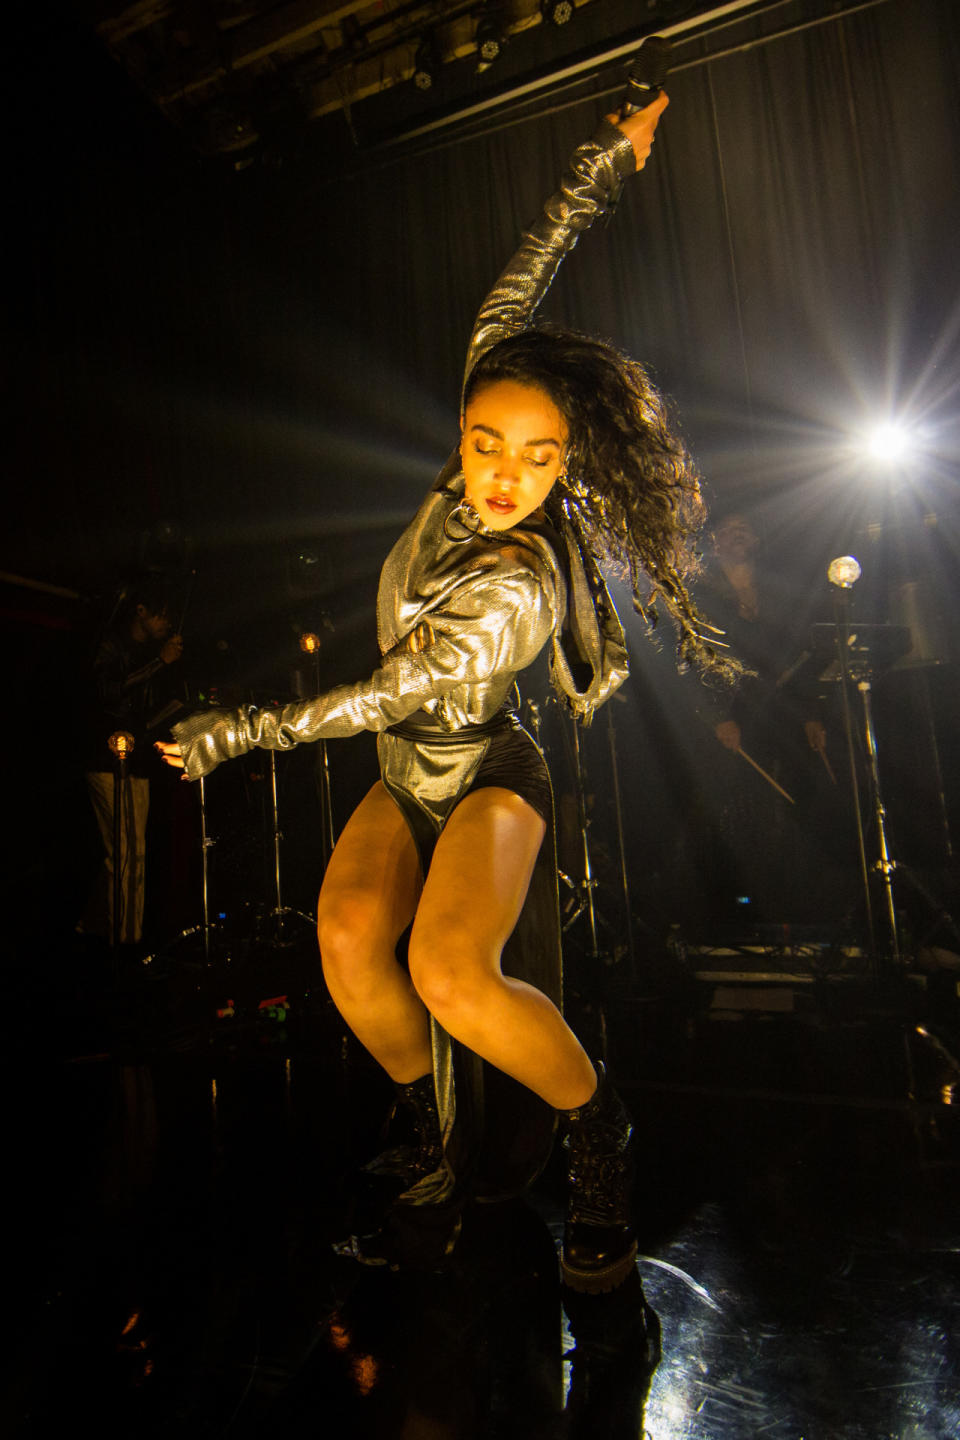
[463,93,669,387]
[157,562,557,780]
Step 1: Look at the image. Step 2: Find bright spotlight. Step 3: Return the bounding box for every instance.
[863,420,912,464]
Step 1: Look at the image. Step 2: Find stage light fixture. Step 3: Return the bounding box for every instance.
[864,420,911,464]
[827,555,862,590]
[540,0,574,26]
[413,36,440,90]
[108,731,136,758]
[299,631,321,654]
[476,7,507,64]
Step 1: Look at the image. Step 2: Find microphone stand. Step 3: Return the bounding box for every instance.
[268,752,286,944]
[142,765,221,968]
[831,579,905,977]
[108,730,135,971]
[831,584,878,977]
[198,775,215,965]
[301,643,336,874]
[313,650,335,870]
[264,745,320,946]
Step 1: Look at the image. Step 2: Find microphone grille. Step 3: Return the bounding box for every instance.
[627,36,673,91]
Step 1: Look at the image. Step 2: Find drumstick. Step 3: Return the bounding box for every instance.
[736,746,795,805]
[176,569,197,634]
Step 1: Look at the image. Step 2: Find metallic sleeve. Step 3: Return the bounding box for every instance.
[171,566,556,780]
[463,119,637,386]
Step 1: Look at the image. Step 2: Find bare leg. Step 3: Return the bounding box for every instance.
[317,782,432,1083]
[407,787,597,1111]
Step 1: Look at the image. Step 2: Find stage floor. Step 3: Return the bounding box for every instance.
[4,933,960,1439]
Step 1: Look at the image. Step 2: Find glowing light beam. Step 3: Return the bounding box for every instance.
[861,419,915,465]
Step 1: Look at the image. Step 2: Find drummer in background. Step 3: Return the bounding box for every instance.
[696,510,832,923]
[79,577,184,948]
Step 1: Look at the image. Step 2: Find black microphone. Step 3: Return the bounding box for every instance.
[620,36,673,116]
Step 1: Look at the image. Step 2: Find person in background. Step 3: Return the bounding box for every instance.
[81,577,184,946]
[698,510,832,923]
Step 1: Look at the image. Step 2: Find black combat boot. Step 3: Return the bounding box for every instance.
[351,1072,462,1271]
[362,1072,443,1190]
[560,1061,637,1293]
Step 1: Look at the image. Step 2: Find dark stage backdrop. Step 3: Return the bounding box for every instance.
[5,0,960,942]
[7,0,960,591]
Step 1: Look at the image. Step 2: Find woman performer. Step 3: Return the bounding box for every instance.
[158,91,731,1292]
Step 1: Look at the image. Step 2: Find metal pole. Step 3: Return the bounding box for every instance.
[312,651,336,872]
[570,718,600,961]
[198,775,213,964]
[269,750,285,941]
[606,705,636,980]
[112,759,125,965]
[832,590,878,978]
[858,679,901,967]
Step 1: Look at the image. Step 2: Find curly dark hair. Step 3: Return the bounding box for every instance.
[463,327,737,683]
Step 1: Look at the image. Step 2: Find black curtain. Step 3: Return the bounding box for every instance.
[5,0,960,936]
[6,0,958,594]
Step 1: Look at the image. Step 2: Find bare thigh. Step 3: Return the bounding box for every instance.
[317,780,422,954]
[409,787,547,981]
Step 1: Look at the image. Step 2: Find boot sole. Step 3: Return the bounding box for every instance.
[560,1238,638,1294]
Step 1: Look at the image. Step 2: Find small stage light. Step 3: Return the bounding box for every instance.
[299,632,321,654]
[827,556,862,589]
[541,0,574,26]
[413,36,440,90]
[476,7,507,64]
[108,731,136,759]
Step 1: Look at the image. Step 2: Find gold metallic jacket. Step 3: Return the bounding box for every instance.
[173,120,636,794]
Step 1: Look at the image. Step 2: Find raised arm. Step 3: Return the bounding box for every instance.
[463,95,669,387]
